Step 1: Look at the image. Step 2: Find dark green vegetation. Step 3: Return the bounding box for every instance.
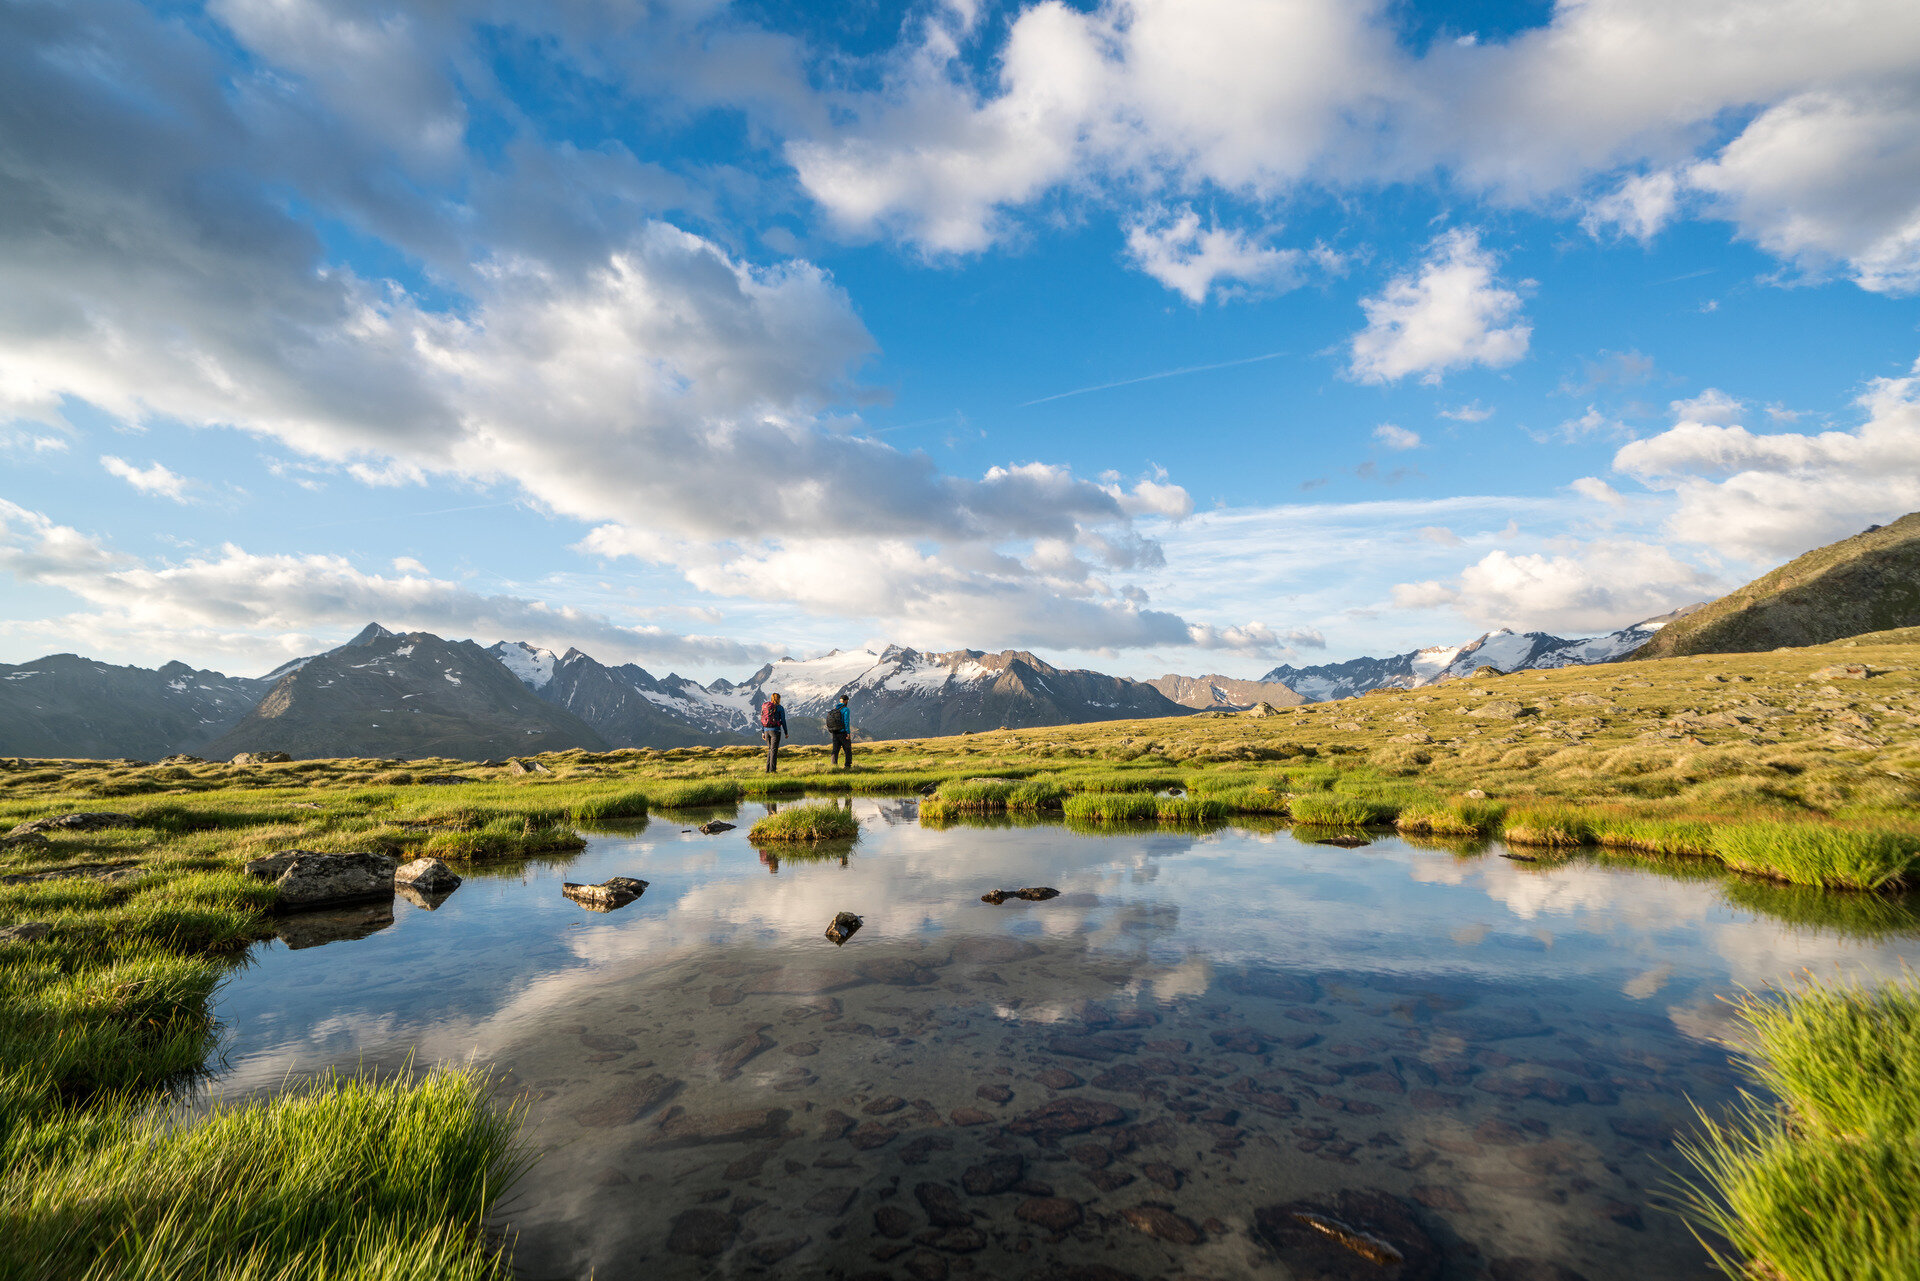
[1682,979,1920,1281]
[1633,513,1920,659]
[2,626,1916,1278]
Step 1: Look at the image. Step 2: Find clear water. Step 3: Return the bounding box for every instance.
[209,798,1920,1280]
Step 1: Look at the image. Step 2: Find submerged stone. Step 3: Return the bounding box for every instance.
[825,911,862,945]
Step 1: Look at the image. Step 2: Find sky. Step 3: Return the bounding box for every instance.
[2,0,1917,683]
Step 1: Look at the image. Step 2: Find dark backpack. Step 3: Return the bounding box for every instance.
[829,705,847,733]
[760,701,779,728]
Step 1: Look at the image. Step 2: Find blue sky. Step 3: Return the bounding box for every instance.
[2,0,1917,681]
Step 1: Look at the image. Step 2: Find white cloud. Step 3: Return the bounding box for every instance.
[1122,207,1315,303]
[1347,230,1531,385]
[0,502,770,672]
[1582,170,1680,241]
[1614,360,1920,561]
[1686,88,1920,294]
[1372,423,1422,451]
[391,556,429,574]
[1550,406,1634,442]
[1439,402,1493,422]
[1393,539,1720,635]
[1569,476,1626,508]
[1669,388,1745,425]
[1418,525,1462,545]
[100,456,193,502]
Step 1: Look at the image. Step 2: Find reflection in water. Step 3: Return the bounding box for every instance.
[213,799,1920,1279]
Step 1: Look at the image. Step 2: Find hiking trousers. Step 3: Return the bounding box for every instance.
[762,731,782,772]
[831,732,853,768]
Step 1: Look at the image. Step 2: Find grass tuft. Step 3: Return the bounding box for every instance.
[748,805,860,842]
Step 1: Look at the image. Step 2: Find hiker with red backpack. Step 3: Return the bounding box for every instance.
[759,692,788,772]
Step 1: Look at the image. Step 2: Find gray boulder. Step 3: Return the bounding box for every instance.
[394,857,462,893]
[0,922,51,943]
[244,849,397,910]
[563,876,649,911]
[231,751,293,765]
[509,758,552,776]
[6,812,135,838]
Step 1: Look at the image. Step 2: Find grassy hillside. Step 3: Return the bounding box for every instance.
[1633,512,1920,659]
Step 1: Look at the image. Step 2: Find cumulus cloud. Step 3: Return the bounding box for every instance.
[1347,231,1531,385]
[1582,170,1681,241]
[782,0,1920,293]
[0,501,769,671]
[1614,360,1920,560]
[1122,207,1318,304]
[0,2,1233,658]
[1686,88,1920,294]
[1392,539,1720,635]
[100,456,194,502]
[1372,424,1421,451]
[1669,388,1745,425]
[1439,402,1493,422]
[1569,476,1626,507]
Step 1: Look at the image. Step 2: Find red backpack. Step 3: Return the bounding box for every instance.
[760,700,779,728]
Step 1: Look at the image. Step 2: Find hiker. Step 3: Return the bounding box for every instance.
[760,692,788,772]
[828,693,854,769]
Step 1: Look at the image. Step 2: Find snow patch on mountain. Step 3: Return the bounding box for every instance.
[489,641,559,691]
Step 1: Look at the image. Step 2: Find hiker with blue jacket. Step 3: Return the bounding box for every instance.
[760,692,788,772]
[828,693,854,769]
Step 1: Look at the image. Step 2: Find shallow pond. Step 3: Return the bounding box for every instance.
[210,798,1920,1280]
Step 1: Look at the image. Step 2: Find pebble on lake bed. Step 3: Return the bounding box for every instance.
[561,876,649,911]
[825,911,862,945]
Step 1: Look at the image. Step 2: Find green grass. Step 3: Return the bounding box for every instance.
[1709,823,1920,892]
[1681,979,1920,1281]
[1060,793,1226,824]
[748,805,860,842]
[1395,796,1507,836]
[1288,793,1398,826]
[648,779,743,808]
[418,816,585,862]
[920,777,1071,820]
[566,788,650,822]
[1500,804,1598,847]
[1,1067,526,1281]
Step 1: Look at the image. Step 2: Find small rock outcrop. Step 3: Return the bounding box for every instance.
[1811,663,1871,680]
[698,820,736,835]
[981,887,1061,904]
[230,751,292,765]
[6,812,135,838]
[0,922,52,943]
[509,758,552,776]
[562,876,649,911]
[394,858,462,893]
[159,754,204,765]
[825,912,863,945]
[244,850,398,910]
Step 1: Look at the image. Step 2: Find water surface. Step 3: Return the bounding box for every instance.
[211,798,1920,1279]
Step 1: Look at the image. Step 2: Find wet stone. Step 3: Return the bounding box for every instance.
[962,1154,1026,1195]
[1047,1034,1142,1061]
[875,1205,916,1237]
[863,1095,908,1114]
[858,957,941,986]
[849,1122,898,1150]
[1140,1162,1183,1191]
[571,1074,683,1128]
[1210,1029,1269,1054]
[1035,1068,1082,1090]
[1121,1203,1202,1245]
[914,1181,974,1228]
[804,1185,859,1216]
[665,1207,739,1257]
[749,1235,809,1264]
[709,985,744,1006]
[1490,1262,1594,1281]
[1410,1184,1468,1212]
[579,1032,636,1053]
[1008,1098,1126,1137]
[1253,1190,1441,1280]
[704,1028,774,1078]
[1015,1196,1084,1232]
[825,912,863,946]
[950,1107,993,1126]
[1085,1170,1135,1192]
[561,876,649,911]
[917,1226,987,1253]
[654,1107,789,1148]
[905,1251,950,1281]
[785,1041,819,1056]
[976,1083,1014,1104]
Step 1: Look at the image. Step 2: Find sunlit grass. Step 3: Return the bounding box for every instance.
[748,805,860,842]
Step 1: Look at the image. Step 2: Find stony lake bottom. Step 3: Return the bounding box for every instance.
[203,797,1920,1281]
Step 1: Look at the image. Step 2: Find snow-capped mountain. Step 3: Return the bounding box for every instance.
[1261,605,1705,703]
[1147,672,1304,711]
[0,654,269,760]
[485,642,1195,744]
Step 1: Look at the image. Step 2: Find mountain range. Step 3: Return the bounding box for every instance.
[6,514,1914,760]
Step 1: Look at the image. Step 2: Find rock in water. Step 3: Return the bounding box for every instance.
[698,820,736,835]
[562,876,649,911]
[1017,886,1060,901]
[244,850,397,909]
[825,912,863,945]
[393,857,461,893]
[1315,836,1371,848]
[1252,1190,1441,1280]
[980,889,1010,904]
